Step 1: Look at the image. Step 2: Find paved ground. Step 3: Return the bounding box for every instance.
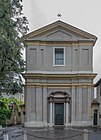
[26,127,101,140]
[26,127,83,140]
[89,129,101,140]
[0,126,101,140]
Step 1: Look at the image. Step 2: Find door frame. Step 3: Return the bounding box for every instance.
[48,91,71,127]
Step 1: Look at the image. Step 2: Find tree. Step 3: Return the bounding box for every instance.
[0,96,23,126]
[0,0,29,94]
[0,97,11,126]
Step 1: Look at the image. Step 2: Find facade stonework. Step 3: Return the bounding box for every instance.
[23,20,97,127]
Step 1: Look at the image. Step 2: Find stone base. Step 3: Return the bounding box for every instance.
[24,121,92,128]
[48,123,54,127]
[70,121,92,127]
[64,123,71,127]
[25,121,48,127]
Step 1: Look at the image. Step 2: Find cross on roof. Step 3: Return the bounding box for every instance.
[57,13,62,19]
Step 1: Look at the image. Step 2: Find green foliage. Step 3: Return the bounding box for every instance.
[0,96,23,126]
[0,0,29,94]
[10,97,23,111]
[0,97,11,126]
[0,108,11,126]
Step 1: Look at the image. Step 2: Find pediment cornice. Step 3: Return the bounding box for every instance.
[24,20,97,46]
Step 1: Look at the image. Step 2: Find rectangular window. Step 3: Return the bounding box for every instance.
[53,48,65,66]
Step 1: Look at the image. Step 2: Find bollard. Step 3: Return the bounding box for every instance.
[83,129,88,140]
[23,130,27,140]
[3,131,9,140]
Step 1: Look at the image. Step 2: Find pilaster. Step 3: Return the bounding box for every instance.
[78,87,82,121]
[43,86,48,125]
[88,86,92,121]
[71,86,75,124]
[26,87,32,122]
[36,86,42,121]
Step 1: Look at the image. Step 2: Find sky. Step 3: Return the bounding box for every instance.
[22,0,101,83]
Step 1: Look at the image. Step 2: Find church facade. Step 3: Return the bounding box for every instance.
[23,20,97,127]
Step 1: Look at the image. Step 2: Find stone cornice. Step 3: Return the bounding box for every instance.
[24,83,94,87]
[22,73,96,80]
[25,39,95,46]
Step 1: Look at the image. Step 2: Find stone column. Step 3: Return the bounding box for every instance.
[50,102,53,124]
[66,102,69,123]
[64,103,65,123]
[53,103,55,124]
[48,96,53,127]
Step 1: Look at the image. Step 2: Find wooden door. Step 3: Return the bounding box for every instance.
[55,103,64,125]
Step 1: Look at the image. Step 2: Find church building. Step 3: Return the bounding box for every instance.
[23,20,97,127]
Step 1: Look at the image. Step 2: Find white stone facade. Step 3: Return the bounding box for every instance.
[23,20,97,127]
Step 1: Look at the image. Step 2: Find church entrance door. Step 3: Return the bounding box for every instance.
[55,103,64,125]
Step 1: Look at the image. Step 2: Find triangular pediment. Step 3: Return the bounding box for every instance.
[46,30,72,41]
[25,20,97,43]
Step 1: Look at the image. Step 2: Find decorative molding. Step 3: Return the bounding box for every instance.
[22,73,96,80]
[48,91,71,103]
[24,20,97,44]
[26,40,95,46]
[25,83,93,87]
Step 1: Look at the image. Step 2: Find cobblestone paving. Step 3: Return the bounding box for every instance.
[0,126,101,140]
